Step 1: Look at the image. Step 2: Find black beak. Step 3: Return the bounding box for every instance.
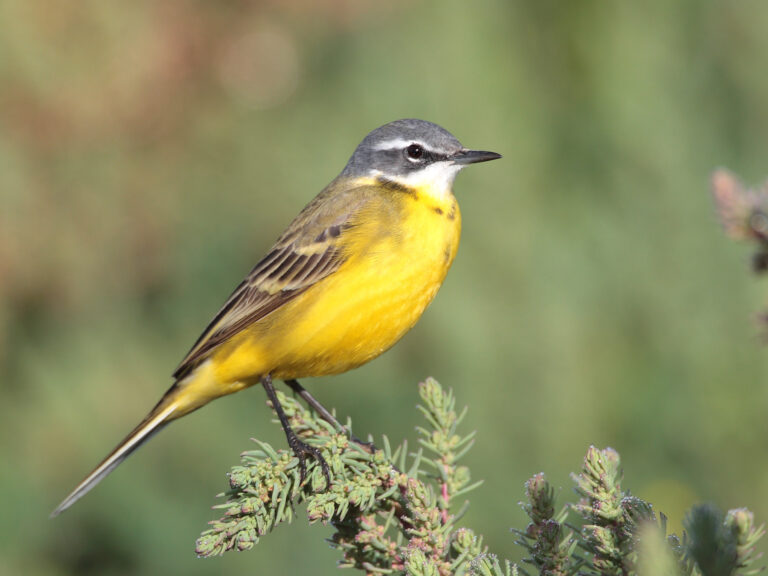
[452,149,502,165]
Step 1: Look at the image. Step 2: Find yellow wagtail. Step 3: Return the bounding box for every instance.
[52,119,500,516]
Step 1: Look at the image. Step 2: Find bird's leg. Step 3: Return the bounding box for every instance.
[284,379,376,453]
[261,374,331,486]
[284,379,340,428]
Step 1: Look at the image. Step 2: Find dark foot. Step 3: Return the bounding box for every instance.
[286,427,331,486]
[285,379,378,453]
[350,435,377,453]
[261,374,331,489]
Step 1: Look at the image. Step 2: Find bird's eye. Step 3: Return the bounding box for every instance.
[405,144,424,161]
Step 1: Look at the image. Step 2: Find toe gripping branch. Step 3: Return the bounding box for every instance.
[284,379,376,454]
[261,375,331,486]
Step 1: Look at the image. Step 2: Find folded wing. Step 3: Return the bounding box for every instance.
[173,185,372,379]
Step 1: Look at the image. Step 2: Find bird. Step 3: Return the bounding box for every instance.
[51,118,501,517]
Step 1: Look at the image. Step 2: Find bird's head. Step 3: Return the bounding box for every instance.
[341,119,501,198]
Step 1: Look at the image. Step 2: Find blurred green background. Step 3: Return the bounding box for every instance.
[2,0,768,574]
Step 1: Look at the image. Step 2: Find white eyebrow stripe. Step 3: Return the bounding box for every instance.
[371,138,439,154]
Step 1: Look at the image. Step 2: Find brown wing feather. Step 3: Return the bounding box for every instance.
[172,183,374,379]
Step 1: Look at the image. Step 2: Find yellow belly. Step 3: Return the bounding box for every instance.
[210,190,461,384]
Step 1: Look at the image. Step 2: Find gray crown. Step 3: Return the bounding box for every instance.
[340,119,464,178]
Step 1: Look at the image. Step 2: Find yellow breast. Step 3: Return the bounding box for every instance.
[212,182,461,383]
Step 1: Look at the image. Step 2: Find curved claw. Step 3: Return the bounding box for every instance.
[261,375,332,489]
[288,434,331,488]
[350,436,377,454]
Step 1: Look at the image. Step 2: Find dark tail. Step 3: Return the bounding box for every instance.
[50,400,177,517]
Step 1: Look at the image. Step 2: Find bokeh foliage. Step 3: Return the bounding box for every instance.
[2,1,768,575]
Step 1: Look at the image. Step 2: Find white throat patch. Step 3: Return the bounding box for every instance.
[372,161,463,200]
